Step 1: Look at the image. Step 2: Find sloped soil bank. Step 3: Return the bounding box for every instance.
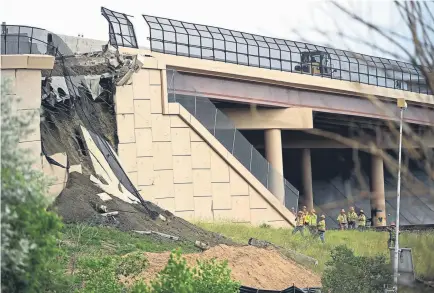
[52,172,236,247]
[128,245,322,290]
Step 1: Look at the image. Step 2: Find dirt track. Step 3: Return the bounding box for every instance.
[134,245,321,290]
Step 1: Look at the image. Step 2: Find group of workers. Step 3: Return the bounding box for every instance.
[291,206,367,244]
[292,206,398,248]
[292,206,326,243]
[336,207,367,230]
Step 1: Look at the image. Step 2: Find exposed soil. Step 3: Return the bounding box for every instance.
[128,245,321,290]
[52,172,236,247]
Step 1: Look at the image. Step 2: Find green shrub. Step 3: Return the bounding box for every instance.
[137,249,240,293]
[1,83,66,292]
[74,252,148,293]
[322,245,392,293]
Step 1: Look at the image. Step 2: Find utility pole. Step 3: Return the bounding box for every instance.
[393,98,407,292]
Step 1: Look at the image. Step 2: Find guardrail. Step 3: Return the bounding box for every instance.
[168,69,299,211]
[143,15,431,95]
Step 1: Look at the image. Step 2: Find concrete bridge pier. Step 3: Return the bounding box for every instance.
[264,129,285,205]
[301,148,314,210]
[370,154,386,226]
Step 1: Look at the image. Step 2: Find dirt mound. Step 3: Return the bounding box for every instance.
[136,245,321,290]
[52,172,235,247]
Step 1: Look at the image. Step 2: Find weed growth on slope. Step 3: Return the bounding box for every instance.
[197,222,434,280]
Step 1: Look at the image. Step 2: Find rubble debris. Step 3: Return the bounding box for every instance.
[158,214,167,222]
[98,205,108,213]
[101,211,118,217]
[133,230,152,235]
[194,240,210,251]
[248,238,318,266]
[128,245,322,290]
[52,172,236,247]
[98,192,112,202]
[151,231,179,241]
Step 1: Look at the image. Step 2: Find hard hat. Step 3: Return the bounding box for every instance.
[321,215,325,219]
[302,206,307,209]
[311,209,316,213]
[350,206,355,211]
[341,209,345,213]
[360,210,364,213]
[390,222,396,226]
[298,211,303,214]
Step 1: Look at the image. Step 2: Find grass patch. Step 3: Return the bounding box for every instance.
[58,224,199,260]
[197,222,434,280]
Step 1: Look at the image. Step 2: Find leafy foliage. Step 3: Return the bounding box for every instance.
[322,245,392,293]
[1,83,66,292]
[74,252,148,293]
[133,249,240,293]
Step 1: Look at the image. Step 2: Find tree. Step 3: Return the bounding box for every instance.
[1,82,66,292]
[322,245,392,293]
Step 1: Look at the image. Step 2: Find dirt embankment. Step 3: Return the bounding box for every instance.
[133,245,321,290]
[52,172,236,247]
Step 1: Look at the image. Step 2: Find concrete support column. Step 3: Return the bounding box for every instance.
[301,148,314,210]
[264,129,285,204]
[370,154,386,226]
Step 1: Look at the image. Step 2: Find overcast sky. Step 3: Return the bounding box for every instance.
[1,0,411,59]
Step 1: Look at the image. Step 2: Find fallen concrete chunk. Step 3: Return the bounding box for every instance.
[101,211,119,217]
[195,240,210,251]
[159,214,167,222]
[97,192,112,202]
[151,231,179,241]
[248,238,318,266]
[98,205,108,213]
[133,230,152,235]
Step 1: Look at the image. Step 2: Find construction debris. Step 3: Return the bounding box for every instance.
[194,240,210,251]
[100,211,118,217]
[248,238,319,266]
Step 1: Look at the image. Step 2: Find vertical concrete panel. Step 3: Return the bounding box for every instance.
[231,196,251,222]
[18,109,40,142]
[149,70,161,85]
[171,128,191,155]
[1,70,16,94]
[212,183,232,209]
[190,129,204,142]
[175,210,195,221]
[229,168,249,195]
[118,143,138,172]
[173,156,193,183]
[194,197,213,221]
[134,100,152,128]
[154,170,175,198]
[116,114,135,143]
[210,152,230,182]
[15,70,41,110]
[137,157,154,186]
[115,85,134,114]
[191,142,211,169]
[249,186,268,209]
[170,115,188,128]
[156,198,176,213]
[151,114,171,141]
[152,142,173,170]
[174,183,195,211]
[132,70,150,99]
[135,128,153,157]
[193,169,212,197]
[250,208,268,225]
[150,86,163,114]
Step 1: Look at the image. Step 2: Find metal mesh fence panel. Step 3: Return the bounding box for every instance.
[144,15,432,95]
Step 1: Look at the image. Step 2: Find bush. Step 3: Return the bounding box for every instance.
[134,249,240,293]
[74,252,148,293]
[1,84,66,292]
[322,245,392,293]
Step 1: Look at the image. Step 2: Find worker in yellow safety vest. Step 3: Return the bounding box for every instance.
[357,210,366,231]
[292,211,305,236]
[347,207,358,229]
[301,206,308,225]
[317,215,326,243]
[337,209,348,230]
[307,209,318,234]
